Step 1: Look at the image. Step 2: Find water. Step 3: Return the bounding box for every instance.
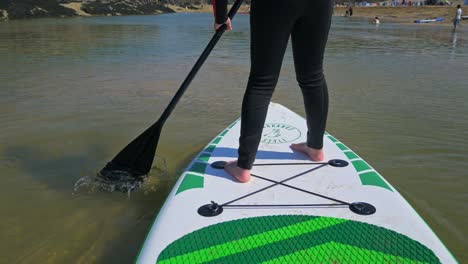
[1,13,467,262]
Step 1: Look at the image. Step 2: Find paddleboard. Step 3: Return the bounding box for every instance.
[414,17,444,23]
[137,103,457,263]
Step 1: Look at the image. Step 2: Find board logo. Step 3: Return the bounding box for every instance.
[261,123,301,144]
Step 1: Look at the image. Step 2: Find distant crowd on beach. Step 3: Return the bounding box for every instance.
[336,0,462,7]
[338,2,463,31]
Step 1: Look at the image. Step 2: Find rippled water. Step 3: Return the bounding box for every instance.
[1,14,467,262]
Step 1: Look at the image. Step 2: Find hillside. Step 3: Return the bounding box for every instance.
[0,0,177,20]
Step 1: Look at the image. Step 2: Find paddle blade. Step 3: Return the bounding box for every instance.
[100,121,163,179]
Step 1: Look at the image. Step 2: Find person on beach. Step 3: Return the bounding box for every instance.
[213,0,332,182]
[453,5,462,30]
[347,4,353,17]
[371,16,380,24]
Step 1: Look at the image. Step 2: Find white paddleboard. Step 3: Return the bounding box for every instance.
[137,102,457,263]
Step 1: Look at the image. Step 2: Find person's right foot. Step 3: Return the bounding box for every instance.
[224,161,251,183]
[290,143,324,161]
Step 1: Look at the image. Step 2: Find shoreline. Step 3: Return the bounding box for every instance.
[172,5,460,25]
[334,6,459,25]
[1,4,462,25]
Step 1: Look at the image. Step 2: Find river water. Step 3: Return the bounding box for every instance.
[1,13,467,263]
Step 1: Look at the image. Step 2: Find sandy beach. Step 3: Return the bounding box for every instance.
[335,6,461,24]
[170,4,462,25]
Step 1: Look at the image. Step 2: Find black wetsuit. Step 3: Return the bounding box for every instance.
[213,0,333,169]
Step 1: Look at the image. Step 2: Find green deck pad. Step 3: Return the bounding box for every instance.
[335,143,349,151]
[188,162,207,175]
[158,215,314,260]
[157,215,439,263]
[204,145,216,153]
[344,151,359,160]
[197,153,211,162]
[263,242,426,264]
[211,137,222,144]
[327,135,339,143]
[359,171,393,191]
[175,174,204,194]
[351,160,372,172]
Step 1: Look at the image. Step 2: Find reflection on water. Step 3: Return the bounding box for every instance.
[452,31,458,48]
[1,14,467,262]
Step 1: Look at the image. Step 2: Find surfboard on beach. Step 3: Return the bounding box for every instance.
[136,103,457,263]
[414,17,444,23]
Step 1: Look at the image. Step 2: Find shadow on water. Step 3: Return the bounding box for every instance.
[93,146,206,263]
[0,142,187,263]
[2,144,109,191]
[93,184,173,264]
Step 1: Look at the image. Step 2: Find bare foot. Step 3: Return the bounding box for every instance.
[224,161,251,183]
[290,143,324,161]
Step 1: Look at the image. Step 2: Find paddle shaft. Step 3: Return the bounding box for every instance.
[158,0,244,125]
[100,0,245,177]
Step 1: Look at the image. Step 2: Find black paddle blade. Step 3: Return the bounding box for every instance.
[99,121,163,180]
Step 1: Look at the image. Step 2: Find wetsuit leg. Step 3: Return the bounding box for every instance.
[291,0,333,149]
[237,0,332,169]
[237,1,299,170]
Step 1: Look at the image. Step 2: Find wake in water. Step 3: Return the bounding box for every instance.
[73,155,168,197]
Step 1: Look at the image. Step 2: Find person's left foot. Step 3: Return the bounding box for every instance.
[290,143,325,161]
[224,161,251,183]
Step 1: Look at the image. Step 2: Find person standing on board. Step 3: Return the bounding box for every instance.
[453,5,462,31]
[212,0,333,182]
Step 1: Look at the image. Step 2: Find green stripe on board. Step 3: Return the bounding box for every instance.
[158,218,345,263]
[352,160,372,172]
[327,135,339,143]
[212,137,222,144]
[188,162,207,175]
[204,145,216,153]
[344,151,359,160]
[219,130,229,137]
[228,120,239,129]
[263,242,426,264]
[197,153,211,162]
[175,174,203,194]
[336,143,349,151]
[359,171,393,191]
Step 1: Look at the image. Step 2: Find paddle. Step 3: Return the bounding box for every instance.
[99,0,245,180]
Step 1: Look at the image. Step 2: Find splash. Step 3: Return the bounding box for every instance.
[74,155,168,197]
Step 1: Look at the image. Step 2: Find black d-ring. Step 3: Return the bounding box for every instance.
[198,201,224,217]
[211,161,227,169]
[328,159,349,167]
[349,202,376,215]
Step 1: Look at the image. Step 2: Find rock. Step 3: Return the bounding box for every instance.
[0,9,8,20]
[81,1,175,16]
[2,0,76,19]
[1,0,175,20]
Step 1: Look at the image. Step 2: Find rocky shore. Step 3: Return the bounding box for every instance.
[0,0,176,20]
